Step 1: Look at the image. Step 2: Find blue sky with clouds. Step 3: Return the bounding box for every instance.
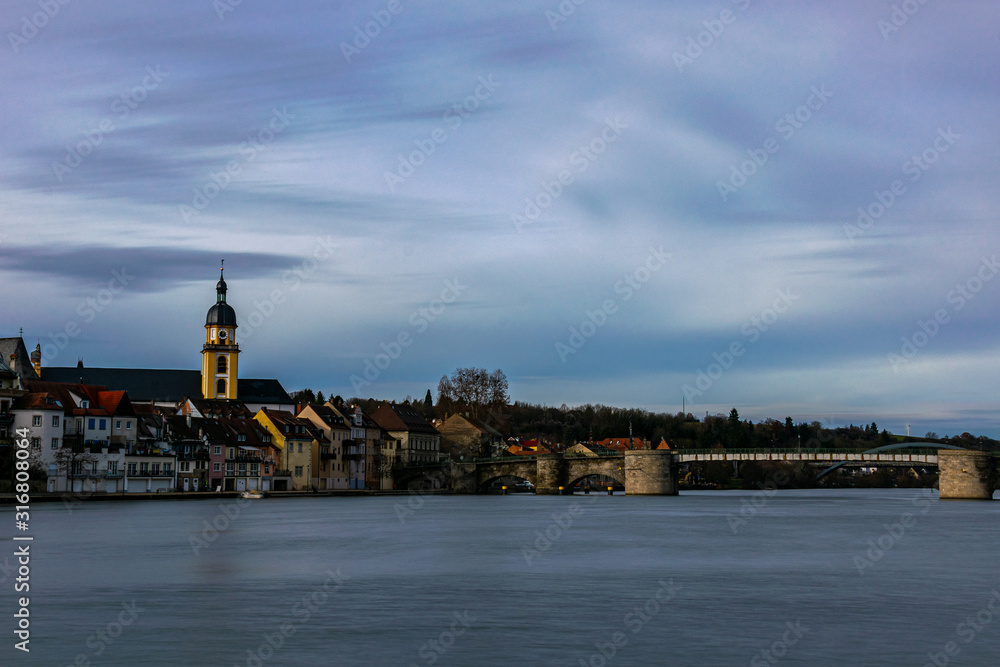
[2,0,999,437]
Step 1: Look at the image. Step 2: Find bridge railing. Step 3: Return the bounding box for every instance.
[677,447,940,456]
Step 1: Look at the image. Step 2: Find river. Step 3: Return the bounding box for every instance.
[4,488,999,666]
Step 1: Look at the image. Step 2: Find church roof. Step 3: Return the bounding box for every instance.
[39,367,290,404]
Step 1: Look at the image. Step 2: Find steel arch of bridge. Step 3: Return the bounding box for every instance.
[815,441,967,480]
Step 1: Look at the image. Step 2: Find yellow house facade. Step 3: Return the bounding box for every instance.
[253,408,323,491]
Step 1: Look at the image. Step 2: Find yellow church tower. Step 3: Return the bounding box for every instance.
[201,262,240,400]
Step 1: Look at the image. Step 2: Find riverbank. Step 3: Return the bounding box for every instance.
[0,488,453,504]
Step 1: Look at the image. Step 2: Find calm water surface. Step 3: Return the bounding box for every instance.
[3,489,1000,666]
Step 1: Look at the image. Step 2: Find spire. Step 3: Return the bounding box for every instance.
[216,259,227,304]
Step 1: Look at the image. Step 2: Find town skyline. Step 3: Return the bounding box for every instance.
[3,1,999,438]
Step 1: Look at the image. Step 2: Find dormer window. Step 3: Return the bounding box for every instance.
[81,400,89,409]
[237,433,246,442]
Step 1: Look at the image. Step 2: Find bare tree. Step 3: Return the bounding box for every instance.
[437,368,509,420]
[54,448,98,493]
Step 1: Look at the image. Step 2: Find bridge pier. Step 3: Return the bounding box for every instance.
[536,454,568,495]
[938,450,997,500]
[624,450,678,495]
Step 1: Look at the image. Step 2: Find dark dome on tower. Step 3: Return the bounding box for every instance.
[206,262,237,326]
[206,302,237,327]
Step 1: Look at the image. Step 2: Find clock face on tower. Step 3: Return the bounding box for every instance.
[219,329,228,341]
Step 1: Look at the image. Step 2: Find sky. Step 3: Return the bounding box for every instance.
[2,0,999,438]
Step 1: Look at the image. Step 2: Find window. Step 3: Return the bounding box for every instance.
[127,463,137,475]
[126,421,131,430]
[91,461,98,474]
[51,438,58,449]
[51,415,60,427]
[226,463,234,474]
[30,437,40,449]
[76,419,83,432]
[180,462,190,472]
[163,464,172,473]
[140,462,149,473]
[237,433,246,442]
[213,463,221,472]
[238,463,246,473]
[99,419,107,430]
[151,463,160,474]
[294,466,303,477]
[116,420,122,430]
[32,415,42,426]
[216,379,226,395]
[250,463,259,475]
[213,446,222,456]
[108,461,118,474]
[217,356,227,373]
[227,448,234,458]
[298,443,303,453]
[72,461,83,475]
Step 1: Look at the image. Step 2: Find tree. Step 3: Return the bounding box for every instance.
[316,391,325,404]
[291,388,316,404]
[437,368,509,420]
[54,448,98,493]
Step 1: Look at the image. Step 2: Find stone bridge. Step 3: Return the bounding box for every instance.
[397,450,678,495]
[395,448,998,499]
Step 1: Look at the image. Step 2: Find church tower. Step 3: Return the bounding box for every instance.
[201,262,240,400]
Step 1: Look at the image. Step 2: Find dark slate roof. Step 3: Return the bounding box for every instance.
[41,367,200,402]
[40,367,291,404]
[206,302,237,327]
[0,337,38,381]
[371,402,439,435]
[237,378,293,404]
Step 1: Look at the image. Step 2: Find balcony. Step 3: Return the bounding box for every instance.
[131,470,175,478]
[320,451,338,461]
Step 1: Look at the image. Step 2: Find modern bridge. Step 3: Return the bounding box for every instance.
[395,444,998,500]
